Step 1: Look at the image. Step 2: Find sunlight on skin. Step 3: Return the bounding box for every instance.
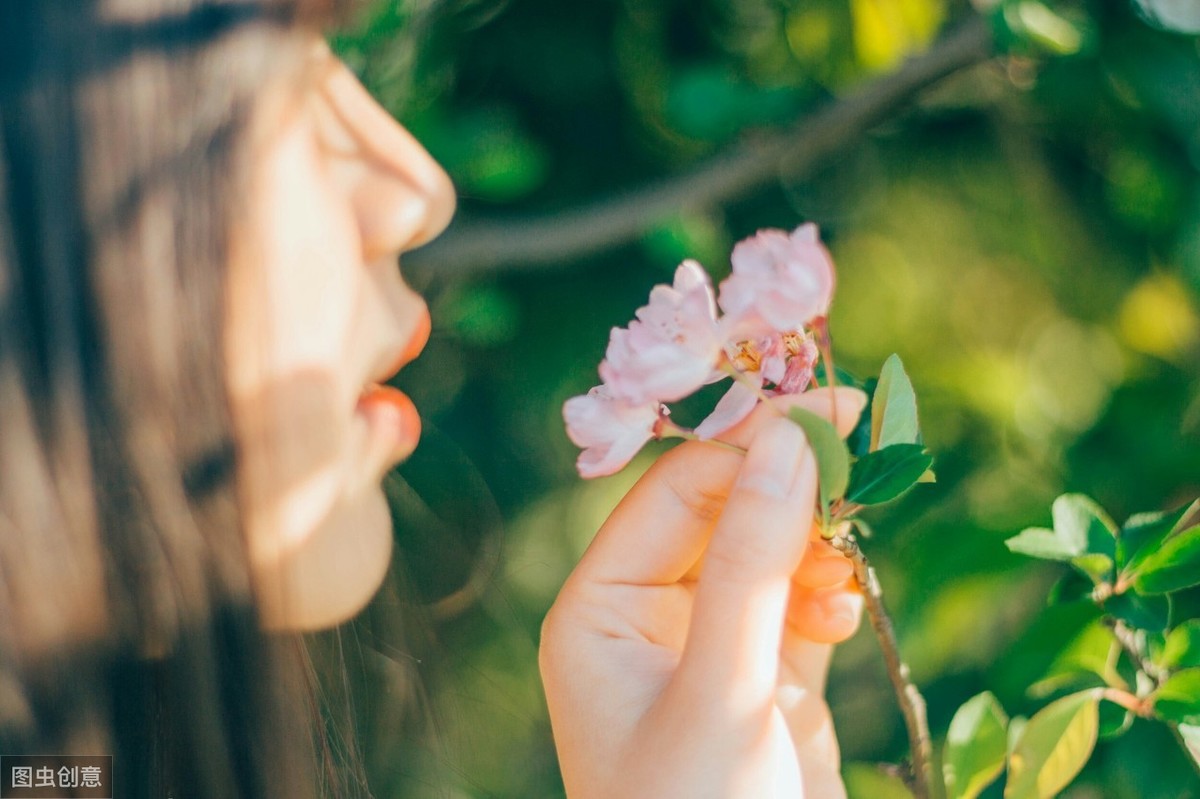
[225,44,454,631]
[224,38,866,796]
[542,388,866,798]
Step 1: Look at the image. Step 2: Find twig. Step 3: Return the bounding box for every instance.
[1103,618,1200,780]
[831,532,936,799]
[407,16,995,276]
[1099,687,1151,717]
[812,316,838,429]
[1104,617,1168,688]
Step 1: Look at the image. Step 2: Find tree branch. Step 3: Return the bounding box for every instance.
[408,16,995,277]
[831,532,938,799]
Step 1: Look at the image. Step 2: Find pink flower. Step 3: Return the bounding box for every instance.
[775,333,818,395]
[693,332,819,439]
[599,261,723,404]
[718,223,835,341]
[563,385,664,478]
[567,226,832,454]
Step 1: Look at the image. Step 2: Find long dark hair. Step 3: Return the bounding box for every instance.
[0,1,352,796]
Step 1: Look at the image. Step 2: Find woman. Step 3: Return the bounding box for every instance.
[0,0,864,796]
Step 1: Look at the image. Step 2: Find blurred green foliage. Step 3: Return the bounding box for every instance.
[327,0,1200,795]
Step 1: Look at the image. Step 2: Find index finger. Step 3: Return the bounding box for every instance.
[569,387,867,588]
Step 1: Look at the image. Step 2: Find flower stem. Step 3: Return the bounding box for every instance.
[720,359,781,413]
[660,420,749,455]
[812,316,839,430]
[831,531,937,799]
[691,435,748,456]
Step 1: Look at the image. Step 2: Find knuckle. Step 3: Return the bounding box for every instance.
[702,507,807,585]
[702,533,775,584]
[659,452,730,524]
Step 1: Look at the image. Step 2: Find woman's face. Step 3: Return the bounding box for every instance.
[226,45,454,630]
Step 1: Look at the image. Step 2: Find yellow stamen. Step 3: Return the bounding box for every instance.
[782,330,807,356]
[731,340,763,372]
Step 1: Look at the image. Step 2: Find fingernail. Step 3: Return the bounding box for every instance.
[820,590,861,629]
[736,418,806,498]
[837,386,868,415]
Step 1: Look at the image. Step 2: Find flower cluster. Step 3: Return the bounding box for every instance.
[564,223,837,477]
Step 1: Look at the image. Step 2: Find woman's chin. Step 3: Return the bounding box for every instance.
[254,485,395,632]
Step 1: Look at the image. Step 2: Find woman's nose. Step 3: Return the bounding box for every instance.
[321,62,456,262]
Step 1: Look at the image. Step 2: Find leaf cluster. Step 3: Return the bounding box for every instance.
[934,495,1200,798]
[788,354,934,533]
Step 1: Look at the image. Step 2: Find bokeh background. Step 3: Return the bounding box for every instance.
[318,0,1200,796]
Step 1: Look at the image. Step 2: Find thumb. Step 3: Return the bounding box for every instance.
[669,416,817,717]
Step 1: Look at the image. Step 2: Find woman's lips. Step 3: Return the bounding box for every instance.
[357,309,430,466]
[357,383,421,463]
[377,310,431,383]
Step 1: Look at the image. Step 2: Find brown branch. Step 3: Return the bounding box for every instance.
[831,533,938,799]
[407,16,995,277]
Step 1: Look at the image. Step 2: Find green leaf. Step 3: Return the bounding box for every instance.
[1097,701,1133,741]
[1032,619,1124,697]
[850,517,875,539]
[1007,716,1027,756]
[998,602,1102,703]
[1027,670,1105,699]
[1176,724,1200,774]
[846,444,933,506]
[1129,526,1200,594]
[1158,620,1200,670]
[1004,691,1100,799]
[1146,631,1168,665]
[1118,501,1194,572]
[844,762,915,799]
[1006,495,1116,581]
[943,692,1009,799]
[1104,591,1171,633]
[1053,494,1117,564]
[1006,528,1077,561]
[1047,570,1095,605]
[1153,669,1200,726]
[1071,554,1115,584]
[787,406,850,527]
[846,378,876,458]
[870,354,920,451]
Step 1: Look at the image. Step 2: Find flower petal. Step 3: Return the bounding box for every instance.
[694,379,762,440]
[717,224,836,335]
[777,350,816,394]
[564,386,659,478]
[576,425,653,477]
[600,263,723,404]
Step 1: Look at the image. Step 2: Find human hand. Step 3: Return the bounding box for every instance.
[540,386,867,799]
